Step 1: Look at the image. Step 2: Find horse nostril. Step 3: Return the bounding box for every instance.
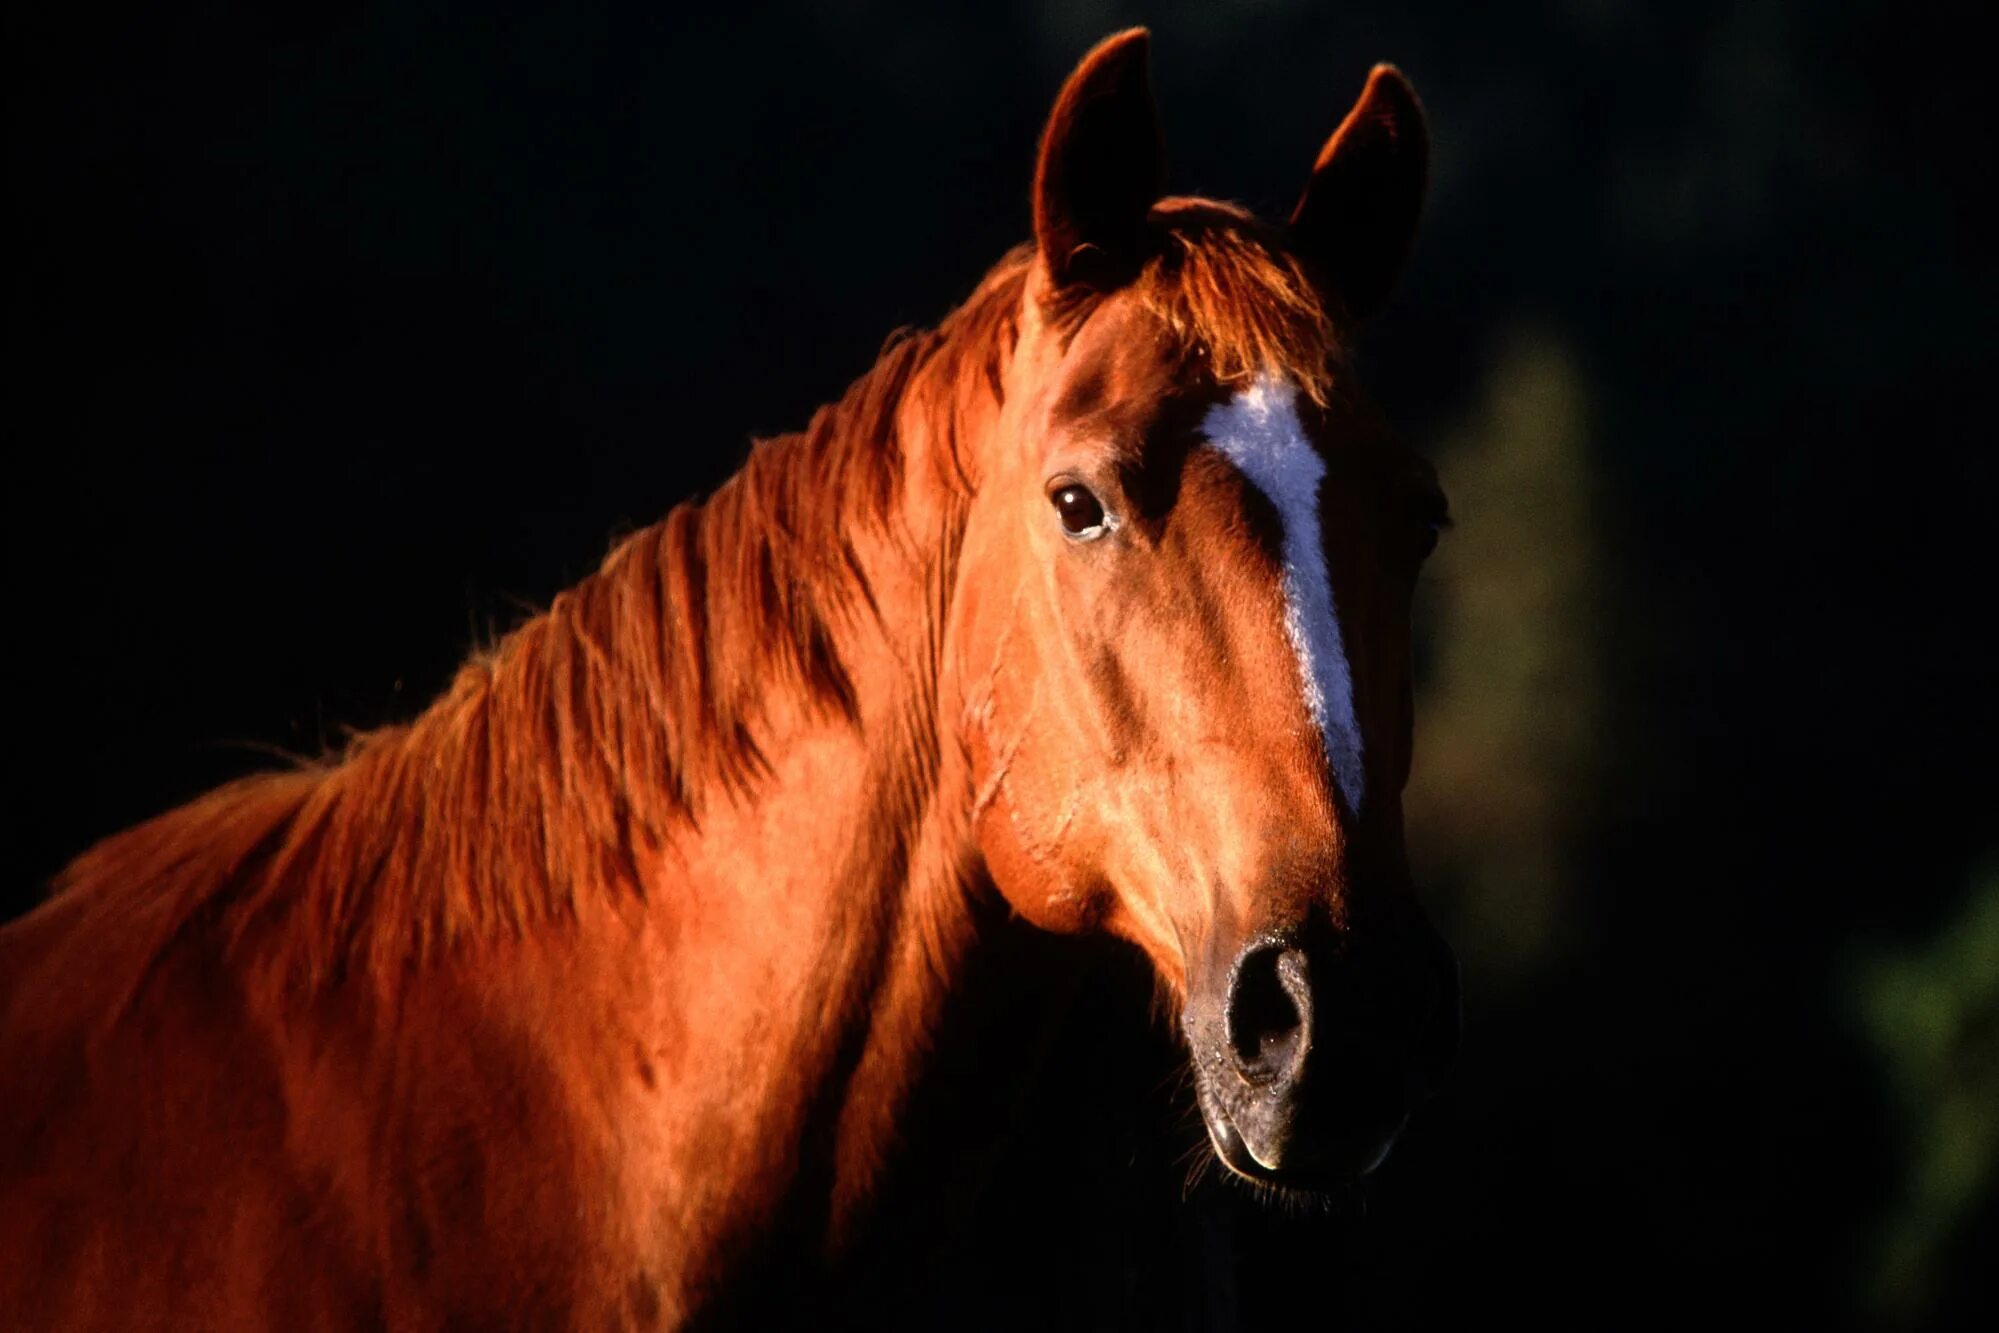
[1225,944,1312,1084]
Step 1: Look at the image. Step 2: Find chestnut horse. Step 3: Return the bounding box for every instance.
[0,29,1457,1329]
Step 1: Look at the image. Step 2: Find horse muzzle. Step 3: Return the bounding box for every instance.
[1188,924,1459,1189]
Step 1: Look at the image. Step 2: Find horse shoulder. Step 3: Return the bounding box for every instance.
[1,895,380,1329]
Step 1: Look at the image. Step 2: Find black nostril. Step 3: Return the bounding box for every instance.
[1226,945,1312,1084]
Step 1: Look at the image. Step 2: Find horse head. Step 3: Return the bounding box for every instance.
[952,30,1459,1191]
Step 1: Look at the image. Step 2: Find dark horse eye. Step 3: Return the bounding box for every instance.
[1052,484,1107,537]
[1415,492,1451,560]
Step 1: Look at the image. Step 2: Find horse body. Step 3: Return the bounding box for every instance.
[1,30,1457,1328]
[2,343,989,1323]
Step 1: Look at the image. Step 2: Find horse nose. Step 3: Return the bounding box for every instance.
[1225,942,1313,1087]
[1215,926,1456,1177]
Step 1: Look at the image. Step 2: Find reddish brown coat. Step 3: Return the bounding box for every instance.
[1,29,1451,1327]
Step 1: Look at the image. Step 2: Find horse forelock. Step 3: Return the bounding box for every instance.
[1041,199,1345,408]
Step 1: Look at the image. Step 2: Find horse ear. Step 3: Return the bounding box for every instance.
[1289,65,1429,323]
[1033,28,1165,292]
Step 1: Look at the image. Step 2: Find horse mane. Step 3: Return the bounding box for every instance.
[26,203,1340,1017]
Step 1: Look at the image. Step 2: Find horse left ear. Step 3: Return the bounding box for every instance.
[1289,65,1429,323]
[1033,29,1165,292]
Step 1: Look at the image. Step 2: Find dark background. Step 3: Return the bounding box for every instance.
[7,1,1994,1327]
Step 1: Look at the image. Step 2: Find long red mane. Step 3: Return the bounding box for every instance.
[13,204,1335,1025]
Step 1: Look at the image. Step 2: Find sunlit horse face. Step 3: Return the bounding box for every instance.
[955,33,1458,1189]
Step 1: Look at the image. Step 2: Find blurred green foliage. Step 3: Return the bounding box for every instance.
[1405,327,1605,988]
[1854,861,1999,1325]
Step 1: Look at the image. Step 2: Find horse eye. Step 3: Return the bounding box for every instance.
[1052,484,1108,538]
[1412,492,1451,560]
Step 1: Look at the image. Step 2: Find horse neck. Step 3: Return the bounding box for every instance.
[614,347,1003,1243]
[443,329,994,1218]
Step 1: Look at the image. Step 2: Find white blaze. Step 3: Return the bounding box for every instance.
[1200,373,1366,813]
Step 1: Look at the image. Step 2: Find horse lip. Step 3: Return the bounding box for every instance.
[1197,1075,1405,1189]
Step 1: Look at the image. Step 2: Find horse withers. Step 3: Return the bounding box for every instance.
[0,28,1457,1328]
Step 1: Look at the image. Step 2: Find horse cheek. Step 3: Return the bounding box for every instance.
[971,768,1103,934]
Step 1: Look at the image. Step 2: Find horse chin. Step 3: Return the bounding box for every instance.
[1193,1073,1406,1203]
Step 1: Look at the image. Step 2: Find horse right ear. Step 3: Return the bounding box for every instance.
[1289,65,1429,323]
[1033,29,1165,292]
